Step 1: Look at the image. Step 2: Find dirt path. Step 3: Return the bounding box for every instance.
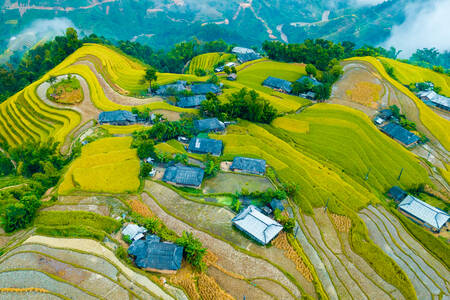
[140,191,302,299]
[23,235,175,300]
[73,60,164,106]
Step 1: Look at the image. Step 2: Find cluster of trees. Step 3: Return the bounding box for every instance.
[200,89,278,123]
[389,105,416,131]
[1,141,70,232]
[408,48,450,72]
[133,120,195,143]
[118,39,230,73]
[0,28,83,103]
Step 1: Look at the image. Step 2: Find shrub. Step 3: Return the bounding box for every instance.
[176,231,207,272]
[123,234,132,244]
[140,163,153,178]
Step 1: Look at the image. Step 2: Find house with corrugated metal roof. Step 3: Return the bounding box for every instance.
[156,81,187,96]
[388,186,408,202]
[237,52,261,63]
[296,76,322,87]
[230,157,266,175]
[162,164,205,188]
[191,83,221,95]
[417,90,450,111]
[177,95,207,108]
[262,76,293,94]
[128,235,183,274]
[98,110,137,125]
[380,123,420,147]
[188,137,223,156]
[122,223,147,241]
[270,199,284,212]
[398,195,449,232]
[232,205,283,245]
[194,118,225,132]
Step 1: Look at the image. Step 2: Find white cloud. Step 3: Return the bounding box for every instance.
[382,0,450,57]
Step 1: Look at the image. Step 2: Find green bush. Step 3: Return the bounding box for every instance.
[176,231,207,272]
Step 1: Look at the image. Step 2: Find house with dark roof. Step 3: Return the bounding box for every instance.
[374,109,393,125]
[188,137,223,156]
[122,224,147,241]
[227,73,237,81]
[231,47,255,55]
[232,205,283,245]
[156,81,187,96]
[388,186,408,202]
[177,95,207,108]
[230,157,266,175]
[398,195,449,232]
[98,110,137,125]
[417,90,450,111]
[128,235,183,274]
[262,76,293,94]
[270,199,284,212]
[296,76,322,87]
[162,164,205,188]
[191,83,221,95]
[237,52,261,63]
[380,123,420,147]
[194,118,225,132]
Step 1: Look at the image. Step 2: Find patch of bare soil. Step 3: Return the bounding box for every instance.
[151,109,182,121]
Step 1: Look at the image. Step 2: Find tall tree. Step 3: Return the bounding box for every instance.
[143,67,157,94]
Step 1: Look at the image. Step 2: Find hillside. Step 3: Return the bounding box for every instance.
[0,43,449,300]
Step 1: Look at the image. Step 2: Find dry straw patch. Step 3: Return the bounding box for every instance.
[330,213,352,232]
[169,269,200,300]
[0,288,49,293]
[197,273,235,300]
[345,81,382,108]
[128,198,154,217]
[272,232,313,281]
[204,250,245,280]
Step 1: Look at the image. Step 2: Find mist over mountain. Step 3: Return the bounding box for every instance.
[0,0,448,59]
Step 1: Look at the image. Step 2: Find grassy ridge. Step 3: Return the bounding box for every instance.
[273,104,430,193]
[58,137,140,194]
[378,57,450,97]
[346,56,450,151]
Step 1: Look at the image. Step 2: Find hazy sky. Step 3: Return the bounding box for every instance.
[382,0,450,57]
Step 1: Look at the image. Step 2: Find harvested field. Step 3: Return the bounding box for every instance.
[345,81,382,108]
[41,204,110,216]
[203,172,274,194]
[197,273,234,300]
[140,187,302,298]
[329,213,351,232]
[359,205,449,299]
[128,198,154,217]
[169,267,200,300]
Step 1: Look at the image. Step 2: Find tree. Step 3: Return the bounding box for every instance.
[4,203,28,232]
[305,64,318,77]
[313,84,331,101]
[273,209,295,233]
[174,153,188,165]
[204,155,220,177]
[223,66,231,75]
[134,140,155,159]
[143,67,158,94]
[47,75,57,87]
[140,163,153,178]
[176,231,207,271]
[0,152,14,176]
[231,66,237,74]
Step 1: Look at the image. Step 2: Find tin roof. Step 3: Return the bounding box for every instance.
[177,95,207,108]
[122,224,147,241]
[380,123,420,146]
[162,164,205,187]
[399,195,449,230]
[194,118,225,132]
[231,157,266,174]
[262,76,293,93]
[99,110,136,123]
[188,137,223,156]
[191,83,221,95]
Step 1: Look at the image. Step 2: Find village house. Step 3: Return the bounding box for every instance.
[230,157,266,175]
[215,62,236,72]
[162,164,205,188]
[188,137,223,156]
[232,205,283,245]
[262,76,293,94]
[98,110,137,125]
[374,109,393,125]
[296,76,322,87]
[177,95,207,108]
[270,199,285,212]
[227,73,237,81]
[122,223,147,241]
[417,90,450,111]
[194,118,226,133]
[380,122,420,147]
[155,81,187,96]
[299,91,316,100]
[398,195,450,232]
[191,83,221,95]
[388,186,408,202]
[128,235,183,274]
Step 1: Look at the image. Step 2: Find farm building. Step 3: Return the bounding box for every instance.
[122,223,147,241]
[162,164,205,188]
[215,62,236,72]
[374,109,393,125]
[177,95,207,108]
[191,83,221,95]
[299,91,316,100]
[98,110,137,125]
[270,199,285,212]
[388,186,408,202]
[188,137,223,156]
[262,76,293,94]
[128,235,183,274]
[232,205,283,245]
[231,47,255,55]
[156,81,187,96]
[194,118,225,132]
[398,195,450,232]
[231,157,266,175]
[296,76,322,86]
[227,73,237,81]
[237,52,261,63]
[380,123,420,147]
[417,90,450,111]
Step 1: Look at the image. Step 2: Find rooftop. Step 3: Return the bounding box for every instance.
[399,195,450,230]
[128,235,183,271]
[156,81,187,96]
[232,205,283,245]
[380,123,420,146]
[194,118,225,132]
[122,223,147,241]
[177,95,207,108]
[99,110,136,123]
[188,137,223,156]
[388,186,408,202]
[237,52,261,63]
[262,76,293,93]
[296,76,322,86]
[231,157,266,174]
[232,47,256,55]
[191,83,221,95]
[162,164,205,187]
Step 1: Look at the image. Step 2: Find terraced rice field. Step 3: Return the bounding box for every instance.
[223,60,310,113]
[188,52,234,74]
[2,236,180,299]
[359,205,450,300]
[58,137,140,194]
[275,104,430,193]
[346,57,450,151]
[378,57,450,97]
